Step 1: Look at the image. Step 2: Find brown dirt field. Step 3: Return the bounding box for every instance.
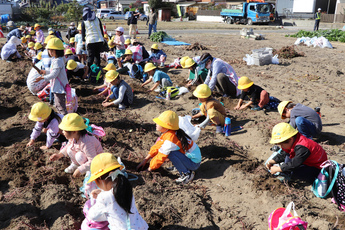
[0,29,345,230]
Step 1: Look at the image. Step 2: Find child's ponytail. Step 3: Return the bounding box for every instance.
[113,174,133,214]
[176,128,192,152]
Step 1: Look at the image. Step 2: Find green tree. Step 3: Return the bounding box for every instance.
[148,0,164,10]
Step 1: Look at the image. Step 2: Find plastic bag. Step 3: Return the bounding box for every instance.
[321,37,333,49]
[272,54,279,64]
[179,115,200,142]
[294,38,302,45]
[178,86,189,95]
[243,54,254,65]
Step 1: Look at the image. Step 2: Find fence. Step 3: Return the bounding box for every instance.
[197,10,221,16]
[321,14,345,23]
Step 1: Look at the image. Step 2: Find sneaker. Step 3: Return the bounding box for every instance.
[64,163,78,174]
[216,125,223,134]
[119,104,126,110]
[160,63,164,67]
[154,87,161,92]
[176,171,195,184]
[166,166,177,172]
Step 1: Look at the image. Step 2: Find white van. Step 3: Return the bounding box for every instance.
[96,9,115,19]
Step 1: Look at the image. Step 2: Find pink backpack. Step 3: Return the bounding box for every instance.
[268,202,308,230]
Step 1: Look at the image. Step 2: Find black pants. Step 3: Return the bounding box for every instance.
[87,42,103,69]
[314,19,320,31]
[216,73,237,98]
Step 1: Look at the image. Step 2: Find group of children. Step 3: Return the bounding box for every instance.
[9,22,330,229]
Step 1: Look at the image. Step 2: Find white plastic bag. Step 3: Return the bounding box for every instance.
[179,115,200,142]
[271,54,279,64]
[243,54,254,65]
[178,86,189,95]
[294,38,302,45]
[321,37,333,49]
[277,202,299,228]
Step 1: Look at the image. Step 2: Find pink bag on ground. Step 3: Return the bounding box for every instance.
[268,201,308,230]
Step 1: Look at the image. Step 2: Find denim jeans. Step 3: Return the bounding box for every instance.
[148,22,157,37]
[111,86,130,106]
[168,150,200,174]
[285,156,320,184]
[295,116,318,139]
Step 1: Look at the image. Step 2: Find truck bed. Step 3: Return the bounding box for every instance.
[220,9,244,17]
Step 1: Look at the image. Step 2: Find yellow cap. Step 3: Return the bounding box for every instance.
[184,58,196,68]
[151,44,158,50]
[65,49,73,55]
[28,42,35,48]
[144,63,157,72]
[124,49,133,55]
[270,122,298,144]
[105,70,119,83]
[30,30,35,35]
[87,153,124,183]
[125,38,131,45]
[69,37,75,43]
[153,111,179,130]
[103,63,116,71]
[37,51,43,60]
[29,102,52,122]
[193,84,211,98]
[26,35,31,39]
[46,38,64,50]
[180,56,190,68]
[237,76,254,90]
[77,24,82,31]
[21,37,27,44]
[44,35,52,44]
[58,113,88,131]
[34,23,41,30]
[34,42,43,50]
[278,101,292,119]
[104,34,109,39]
[108,39,115,48]
[48,30,54,35]
[66,60,78,70]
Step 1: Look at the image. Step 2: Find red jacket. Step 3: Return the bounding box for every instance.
[283,133,328,169]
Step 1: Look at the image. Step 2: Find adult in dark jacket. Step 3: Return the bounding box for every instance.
[147,8,157,39]
[6,25,26,41]
[128,9,141,39]
[66,22,78,40]
[81,7,104,70]
[267,123,328,183]
[278,101,322,139]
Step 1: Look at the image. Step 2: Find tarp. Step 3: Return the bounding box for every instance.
[1,14,9,24]
[161,41,191,46]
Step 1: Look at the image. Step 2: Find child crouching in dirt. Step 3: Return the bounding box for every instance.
[94,63,116,96]
[34,38,68,115]
[27,102,64,150]
[82,153,148,229]
[234,76,269,111]
[192,84,226,134]
[141,63,172,92]
[137,111,201,184]
[49,113,103,178]
[102,70,133,110]
[183,57,208,87]
[267,123,328,183]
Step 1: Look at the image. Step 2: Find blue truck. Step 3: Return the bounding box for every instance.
[220,2,271,25]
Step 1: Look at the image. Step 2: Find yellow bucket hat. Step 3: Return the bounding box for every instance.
[46,38,64,50]
[66,60,78,70]
[87,153,124,183]
[34,23,41,30]
[37,51,43,60]
[144,63,157,72]
[65,49,73,55]
[29,102,52,122]
[103,63,116,71]
[58,113,87,131]
[180,56,190,68]
[26,35,31,39]
[28,42,35,48]
[153,110,179,130]
[21,37,27,44]
[270,122,298,144]
[34,42,43,50]
[30,30,35,35]
[105,70,119,83]
[237,76,254,90]
[48,31,54,35]
[278,101,292,119]
[193,84,211,98]
[104,34,109,39]
[184,58,196,68]
[77,24,82,31]
[124,49,133,55]
[69,37,75,43]
[151,44,159,50]
[125,38,131,45]
[108,39,115,48]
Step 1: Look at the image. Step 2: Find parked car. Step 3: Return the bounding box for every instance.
[96,9,115,19]
[104,11,126,20]
[125,12,148,21]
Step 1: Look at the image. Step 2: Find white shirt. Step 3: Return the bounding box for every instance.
[88,188,148,230]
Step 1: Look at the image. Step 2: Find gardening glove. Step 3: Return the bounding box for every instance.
[198,114,210,129]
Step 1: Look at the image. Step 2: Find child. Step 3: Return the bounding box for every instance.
[117,49,135,76]
[234,76,270,111]
[20,37,27,49]
[109,27,125,68]
[94,63,116,95]
[34,42,43,53]
[27,102,64,150]
[34,38,68,115]
[25,42,36,59]
[192,84,226,134]
[49,113,103,178]
[33,51,43,64]
[147,44,167,67]
[67,37,76,54]
[66,59,89,80]
[141,63,172,92]
[65,49,79,62]
[83,153,148,229]
[26,34,34,43]
[34,23,44,44]
[1,37,22,62]
[137,111,201,184]
[267,122,328,183]
[104,34,109,42]
[75,24,87,64]
[128,39,145,63]
[183,57,208,87]
[124,38,131,48]
[102,70,133,110]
